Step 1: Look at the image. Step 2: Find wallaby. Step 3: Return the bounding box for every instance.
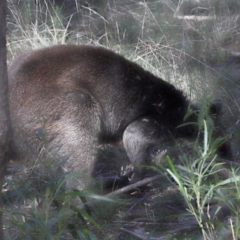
[8,45,232,190]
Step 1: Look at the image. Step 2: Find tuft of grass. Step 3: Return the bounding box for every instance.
[167,120,240,240]
[7,0,73,62]
[3,173,125,239]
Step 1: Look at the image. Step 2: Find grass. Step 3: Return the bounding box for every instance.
[5,0,240,239]
[167,121,231,239]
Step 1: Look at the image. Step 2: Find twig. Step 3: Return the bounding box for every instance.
[105,174,164,198]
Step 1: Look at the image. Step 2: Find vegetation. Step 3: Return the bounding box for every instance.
[4,0,240,239]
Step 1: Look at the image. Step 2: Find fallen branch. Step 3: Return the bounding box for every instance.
[105,174,164,198]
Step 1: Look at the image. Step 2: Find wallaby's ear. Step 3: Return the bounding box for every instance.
[209,99,222,117]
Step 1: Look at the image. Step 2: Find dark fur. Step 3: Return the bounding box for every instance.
[8,45,231,189]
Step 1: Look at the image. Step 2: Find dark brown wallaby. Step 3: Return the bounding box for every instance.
[8,45,232,190]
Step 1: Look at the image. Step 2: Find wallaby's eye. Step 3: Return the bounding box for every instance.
[217,142,232,159]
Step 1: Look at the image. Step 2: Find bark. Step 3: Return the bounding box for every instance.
[0,0,12,238]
